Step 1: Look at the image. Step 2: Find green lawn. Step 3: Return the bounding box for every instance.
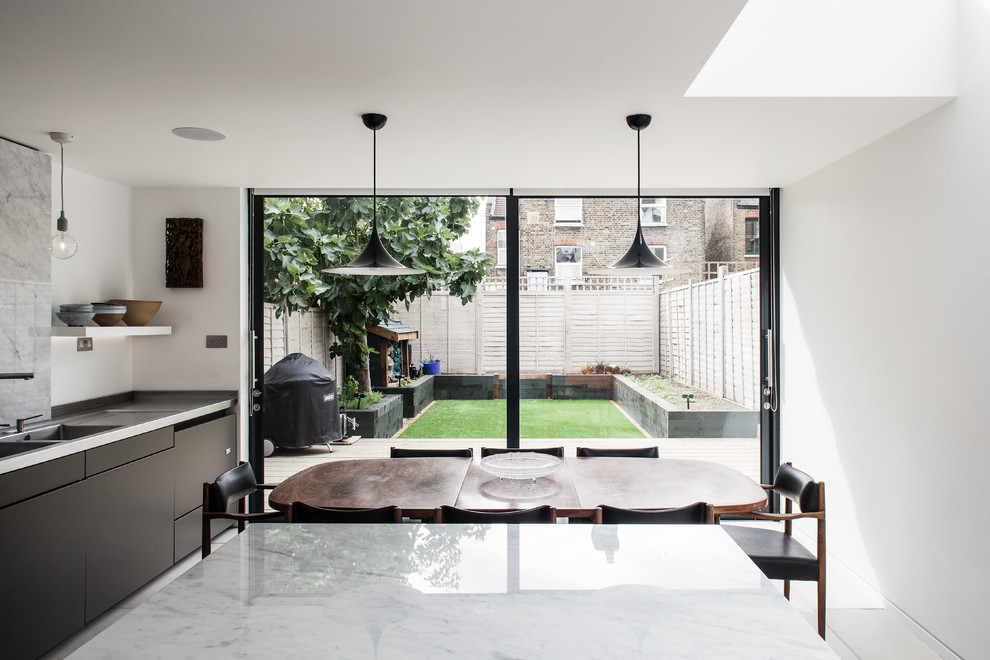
[398,399,646,439]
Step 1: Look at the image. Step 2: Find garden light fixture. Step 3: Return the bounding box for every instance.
[323,113,425,276]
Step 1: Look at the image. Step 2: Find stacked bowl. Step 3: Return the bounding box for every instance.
[91,303,128,326]
[56,303,95,326]
[108,299,162,326]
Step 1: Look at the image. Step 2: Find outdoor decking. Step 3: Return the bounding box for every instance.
[264,436,761,485]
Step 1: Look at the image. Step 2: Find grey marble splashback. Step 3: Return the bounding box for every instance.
[0,138,52,425]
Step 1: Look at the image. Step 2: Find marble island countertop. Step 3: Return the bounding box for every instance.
[70,523,838,659]
[0,391,237,475]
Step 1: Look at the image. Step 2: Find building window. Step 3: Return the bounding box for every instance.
[554,198,583,224]
[640,197,666,225]
[496,229,507,267]
[554,246,582,279]
[650,245,667,262]
[745,219,759,256]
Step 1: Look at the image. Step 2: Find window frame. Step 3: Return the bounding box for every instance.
[745,218,760,256]
[554,198,583,225]
[554,245,583,279]
[640,197,667,226]
[496,228,507,267]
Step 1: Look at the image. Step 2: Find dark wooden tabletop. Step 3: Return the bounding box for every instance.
[567,457,767,515]
[269,456,767,518]
[268,457,472,518]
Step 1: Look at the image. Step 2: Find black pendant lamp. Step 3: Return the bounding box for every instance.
[323,113,425,276]
[597,114,680,275]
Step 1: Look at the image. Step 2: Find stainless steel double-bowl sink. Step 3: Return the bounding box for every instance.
[0,424,122,458]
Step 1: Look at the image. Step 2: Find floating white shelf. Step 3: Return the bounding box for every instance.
[39,326,172,337]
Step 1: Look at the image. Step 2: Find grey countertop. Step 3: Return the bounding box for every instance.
[0,391,237,476]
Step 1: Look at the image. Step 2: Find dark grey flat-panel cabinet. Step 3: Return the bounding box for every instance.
[174,414,236,518]
[85,447,175,621]
[0,479,88,660]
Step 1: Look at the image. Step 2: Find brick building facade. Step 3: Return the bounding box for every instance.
[485,197,758,276]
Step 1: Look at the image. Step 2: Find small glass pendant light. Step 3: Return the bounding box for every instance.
[49,132,77,260]
[323,113,425,276]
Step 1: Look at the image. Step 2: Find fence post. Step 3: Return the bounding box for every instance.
[652,277,663,373]
[475,289,484,375]
[718,265,727,399]
[688,279,695,388]
[660,291,674,377]
[563,283,572,373]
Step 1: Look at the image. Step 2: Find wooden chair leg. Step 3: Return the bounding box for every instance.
[817,579,826,639]
[202,517,212,558]
[202,482,212,558]
[783,579,790,600]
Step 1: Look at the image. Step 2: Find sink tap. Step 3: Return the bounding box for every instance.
[0,372,34,380]
[16,414,43,432]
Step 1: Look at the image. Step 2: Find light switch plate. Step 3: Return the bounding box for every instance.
[206,335,228,348]
[77,337,93,351]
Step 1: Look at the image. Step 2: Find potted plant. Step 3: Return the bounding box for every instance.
[421,354,441,375]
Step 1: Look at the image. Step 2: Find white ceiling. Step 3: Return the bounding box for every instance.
[0,0,955,193]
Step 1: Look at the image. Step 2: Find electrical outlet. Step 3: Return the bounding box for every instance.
[77,337,93,352]
[206,335,228,348]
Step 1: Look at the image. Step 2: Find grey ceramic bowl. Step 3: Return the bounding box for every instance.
[59,303,94,312]
[55,310,95,326]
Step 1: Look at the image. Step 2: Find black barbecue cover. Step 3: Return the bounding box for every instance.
[263,353,341,447]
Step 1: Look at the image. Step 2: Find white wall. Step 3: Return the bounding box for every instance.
[130,188,248,443]
[50,165,134,405]
[779,2,989,657]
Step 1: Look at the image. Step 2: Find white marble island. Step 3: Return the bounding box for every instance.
[71,523,837,659]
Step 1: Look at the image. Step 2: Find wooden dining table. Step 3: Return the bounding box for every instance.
[268,456,768,519]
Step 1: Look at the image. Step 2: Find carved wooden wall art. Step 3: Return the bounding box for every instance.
[165,217,204,288]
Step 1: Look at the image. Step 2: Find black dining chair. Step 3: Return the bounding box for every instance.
[435,505,556,524]
[390,447,474,458]
[202,461,283,558]
[721,462,827,639]
[480,446,564,458]
[576,446,660,458]
[287,502,403,523]
[594,502,714,524]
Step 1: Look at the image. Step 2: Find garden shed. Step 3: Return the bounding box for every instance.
[367,319,419,387]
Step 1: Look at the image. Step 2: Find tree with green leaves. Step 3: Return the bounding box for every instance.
[264,196,491,391]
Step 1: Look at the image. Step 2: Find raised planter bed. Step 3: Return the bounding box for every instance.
[551,374,614,399]
[346,394,403,439]
[377,375,434,418]
[433,373,615,401]
[432,375,495,400]
[614,375,757,438]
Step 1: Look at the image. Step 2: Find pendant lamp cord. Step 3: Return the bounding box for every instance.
[636,127,641,211]
[60,142,65,216]
[371,127,377,231]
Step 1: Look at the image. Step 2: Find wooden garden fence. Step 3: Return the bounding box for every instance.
[263,268,760,409]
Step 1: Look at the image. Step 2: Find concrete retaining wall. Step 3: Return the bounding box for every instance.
[614,375,757,438]
[377,375,435,417]
[433,375,495,400]
[348,394,403,439]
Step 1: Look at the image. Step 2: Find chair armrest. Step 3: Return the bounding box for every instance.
[204,510,283,523]
[734,510,824,522]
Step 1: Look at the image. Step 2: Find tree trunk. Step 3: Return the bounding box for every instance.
[357,333,372,392]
